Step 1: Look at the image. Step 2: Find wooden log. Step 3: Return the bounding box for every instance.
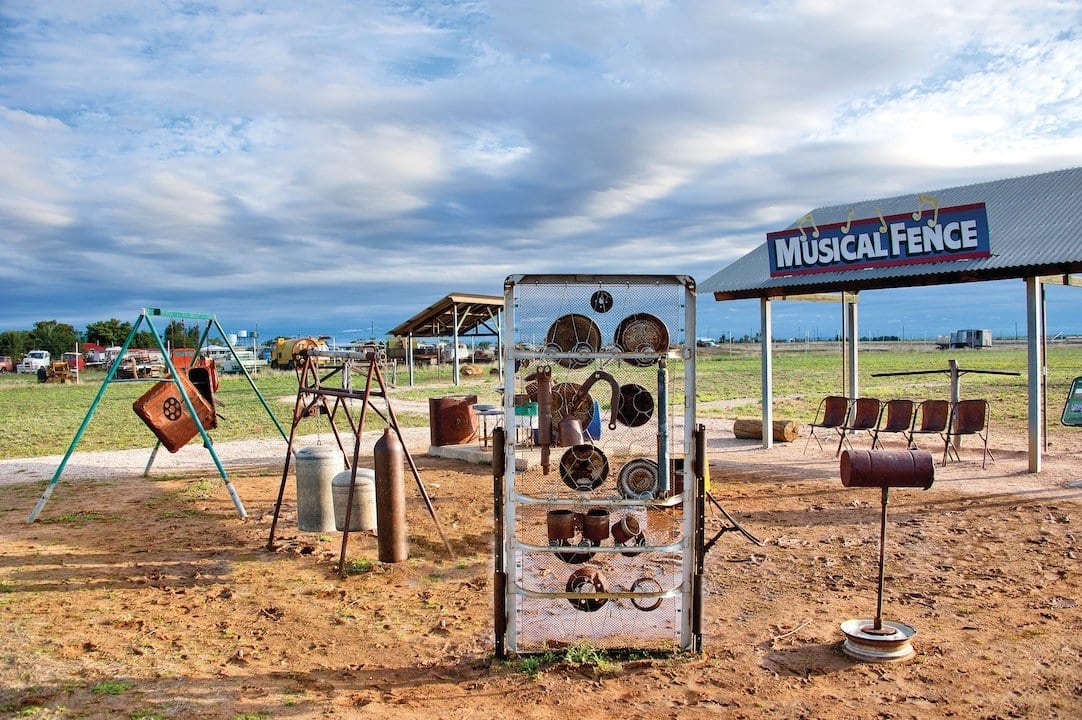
[733,418,801,443]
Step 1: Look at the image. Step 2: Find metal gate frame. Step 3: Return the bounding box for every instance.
[495,274,701,654]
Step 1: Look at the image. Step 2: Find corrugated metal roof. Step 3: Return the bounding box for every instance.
[388,293,503,337]
[701,167,1082,300]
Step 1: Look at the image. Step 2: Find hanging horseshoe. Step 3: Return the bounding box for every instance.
[572,370,620,431]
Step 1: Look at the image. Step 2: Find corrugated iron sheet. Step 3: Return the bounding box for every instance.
[701,167,1082,298]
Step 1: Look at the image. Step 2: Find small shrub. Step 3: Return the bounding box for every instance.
[91,679,133,695]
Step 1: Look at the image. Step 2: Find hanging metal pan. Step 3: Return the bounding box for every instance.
[559,445,609,491]
[618,458,659,499]
[616,383,654,427]
[546,314,602,368]
[614,313,669,367]
[550,382,593,444]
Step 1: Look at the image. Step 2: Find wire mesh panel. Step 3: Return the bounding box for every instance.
[499,274,698,653]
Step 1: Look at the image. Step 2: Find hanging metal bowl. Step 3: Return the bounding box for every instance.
[559,445,609,491]
[546,314,602,368]
[550,382,594,442]
[616,383,655,427]
[566,567,608,612]
[618,458,659,499]
[614,313,669,367]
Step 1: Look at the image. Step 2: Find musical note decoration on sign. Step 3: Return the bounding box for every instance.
[796,213,820,240]
[875,208,887,233]
[912,193,940,227]
[840,208,854,234]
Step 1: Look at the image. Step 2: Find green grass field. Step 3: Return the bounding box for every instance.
[1,343,1079,460]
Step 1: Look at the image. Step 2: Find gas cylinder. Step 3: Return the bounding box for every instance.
[374,428,408,562]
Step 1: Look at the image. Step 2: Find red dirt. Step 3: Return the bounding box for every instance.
[0,424,1079,719]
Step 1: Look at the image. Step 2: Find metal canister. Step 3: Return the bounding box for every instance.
[582,508,610,543]
[374,428,408,562]
[840,449,935,489]
[546,509,577,541]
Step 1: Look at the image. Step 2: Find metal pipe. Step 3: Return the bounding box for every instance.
[492,427,506,659]
[535,366,553,474]
[874,486,890,631]
[657,359,669,494]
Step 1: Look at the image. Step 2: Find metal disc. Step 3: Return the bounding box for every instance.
[566,567,608,612]
[559,445,609,491]
[546,314,602,368]
[616,383,654,427]
[618,458,659,499]
[614,313,669,367]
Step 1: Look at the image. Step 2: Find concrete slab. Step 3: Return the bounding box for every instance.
[426,443,534,470]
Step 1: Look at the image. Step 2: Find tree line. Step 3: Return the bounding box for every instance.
[0,320,204,361]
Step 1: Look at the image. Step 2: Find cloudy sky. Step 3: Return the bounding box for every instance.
[2,0,1080,343]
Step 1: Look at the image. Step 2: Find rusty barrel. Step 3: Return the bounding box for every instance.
[840,449,935,489]
[428,395,478,446]
[374,428,409,562]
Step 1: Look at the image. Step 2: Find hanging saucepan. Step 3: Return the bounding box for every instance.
[546,314,602,368]
[550,382,594,445]
[611,514,647,557]
[614,313,669,367]
[618,458,660,499]
[616,383,655,427]
[559,445,609,491]
[566,567,608,612]
[546,509,597,564]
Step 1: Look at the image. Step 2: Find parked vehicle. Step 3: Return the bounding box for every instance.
[270,336,330,369]
[936,329,992,350]
[62,352,86,372]
[17,350,50,374]
[0,355,14,373]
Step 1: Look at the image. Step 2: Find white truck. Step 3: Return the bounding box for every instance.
[16,350,51,374]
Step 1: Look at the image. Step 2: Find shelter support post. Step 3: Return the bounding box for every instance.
[1026,277,1043,473]
[847,295,859,402]
[760,297,773,449]
[452,305,461,386]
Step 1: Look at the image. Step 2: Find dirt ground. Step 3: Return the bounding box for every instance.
[1,421,1079,720]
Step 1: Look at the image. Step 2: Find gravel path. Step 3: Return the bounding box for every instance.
[0,427,435,487]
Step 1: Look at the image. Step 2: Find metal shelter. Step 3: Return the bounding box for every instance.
[700,167,1082,473]
[387,292,503,386]
[27,308,289,522]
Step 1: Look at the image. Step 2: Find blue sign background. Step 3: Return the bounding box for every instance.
[768,202,990,277]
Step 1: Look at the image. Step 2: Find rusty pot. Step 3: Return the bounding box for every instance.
[582,508,610,543]
[546,509,577,541]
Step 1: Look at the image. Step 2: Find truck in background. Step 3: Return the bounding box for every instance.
[936,329,992,350]
[16,350,51,374]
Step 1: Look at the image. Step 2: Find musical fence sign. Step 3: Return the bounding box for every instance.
[767,199,990,277]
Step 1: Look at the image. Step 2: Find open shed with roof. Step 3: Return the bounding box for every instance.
[387,292,504,385]
[700,166,1082,472]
